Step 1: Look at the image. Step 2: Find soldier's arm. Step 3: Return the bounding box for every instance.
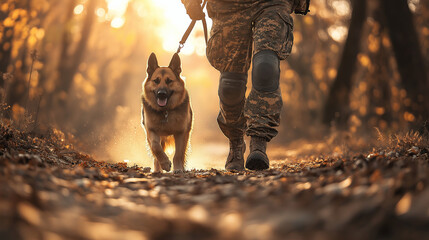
[181,0,204,20]
[181,0,202,5]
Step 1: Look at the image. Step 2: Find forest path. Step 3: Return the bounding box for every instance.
[1,124,429,240]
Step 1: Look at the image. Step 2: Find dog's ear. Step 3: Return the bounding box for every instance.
[147,53,159,76]
[168,53,181,76]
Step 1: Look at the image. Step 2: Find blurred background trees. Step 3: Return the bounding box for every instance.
[0,0,428,165]
[323,0,428,130]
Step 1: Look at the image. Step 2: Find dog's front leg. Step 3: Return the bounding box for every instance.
[153,159,162,172]
[147,131,171,172]
[173,131,189,172]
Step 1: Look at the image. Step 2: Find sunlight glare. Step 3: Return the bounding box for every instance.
[111,17,125,28]
[74,4,84,15]
[148,0,212,55]
[408,0,420,13]
[105,0,129,28]
[96,8,106,18]
[106,0,129,16]
[330,0,350,17]
[328,25,347,42]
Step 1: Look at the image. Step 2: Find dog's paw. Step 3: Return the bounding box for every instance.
[160,160,172,172]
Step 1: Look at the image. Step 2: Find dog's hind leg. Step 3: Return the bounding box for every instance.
[173,131,189,172]
[161,139,166,151]
[147,131,171,172]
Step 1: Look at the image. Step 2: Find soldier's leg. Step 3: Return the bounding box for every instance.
[245,51,283,170]
[218,72,247,170]
[206,5,253,171]
[245,4,294,170]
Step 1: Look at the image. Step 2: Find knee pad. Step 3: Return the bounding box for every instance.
[218,72,247,106]
[252,50,280,92]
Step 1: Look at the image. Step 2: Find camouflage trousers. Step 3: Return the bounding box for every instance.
[207,0,294,141]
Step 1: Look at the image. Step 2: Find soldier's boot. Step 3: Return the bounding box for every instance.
[246,136,269,170]
[225,138,246,171]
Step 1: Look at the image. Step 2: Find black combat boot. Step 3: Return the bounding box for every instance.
[245,136,269,170]
[225,138,246,171]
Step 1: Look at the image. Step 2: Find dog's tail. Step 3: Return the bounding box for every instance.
[161,136,175,156]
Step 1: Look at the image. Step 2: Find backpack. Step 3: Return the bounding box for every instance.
[293,0,310,15]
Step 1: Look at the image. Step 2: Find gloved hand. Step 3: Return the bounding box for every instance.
[183,0,205,20]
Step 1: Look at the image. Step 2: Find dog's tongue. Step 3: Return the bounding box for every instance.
[157,98,167,107]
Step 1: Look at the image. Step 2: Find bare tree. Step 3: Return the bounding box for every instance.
[381,0,429,128]
[323,0,428,130]
[56,0,96,98]
[322,0,367,128]
[0,2,15,87]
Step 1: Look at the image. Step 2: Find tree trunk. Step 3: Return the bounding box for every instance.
[0,2,14,87]
[0,28,13,87]
[366,4,393,130]
[381,0,429,129]
[322,0,367,127]
[57,0,96,96]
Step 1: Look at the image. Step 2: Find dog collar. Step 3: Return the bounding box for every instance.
[162,111,168,123]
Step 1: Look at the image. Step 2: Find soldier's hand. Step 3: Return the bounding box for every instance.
[184,0,205,20]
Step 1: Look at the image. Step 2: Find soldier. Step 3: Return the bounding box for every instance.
[182,0,295,170]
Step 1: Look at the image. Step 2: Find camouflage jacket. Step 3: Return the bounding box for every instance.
[182,0,298,16]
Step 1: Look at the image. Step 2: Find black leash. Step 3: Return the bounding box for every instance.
[177,0,208,54]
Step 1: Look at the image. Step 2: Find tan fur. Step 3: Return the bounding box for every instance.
[141,53,193,172]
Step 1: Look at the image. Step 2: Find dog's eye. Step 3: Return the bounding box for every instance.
[154,78,160,84]
[166,78,173,84]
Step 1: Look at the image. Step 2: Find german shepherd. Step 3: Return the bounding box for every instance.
[141,53,193,172]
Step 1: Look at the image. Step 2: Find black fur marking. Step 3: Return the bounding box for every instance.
[159,69,167,76]
[148,69,180,81]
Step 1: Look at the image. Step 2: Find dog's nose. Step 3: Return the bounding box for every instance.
[157,89,168,98]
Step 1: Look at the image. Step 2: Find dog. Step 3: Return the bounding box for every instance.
[141,53,193,172]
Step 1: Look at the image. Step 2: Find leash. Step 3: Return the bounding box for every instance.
[176,0,208,54]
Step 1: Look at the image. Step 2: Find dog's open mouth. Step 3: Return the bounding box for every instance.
[156,90,169,107]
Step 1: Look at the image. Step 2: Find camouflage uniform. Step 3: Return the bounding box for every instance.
[206,0,294,141]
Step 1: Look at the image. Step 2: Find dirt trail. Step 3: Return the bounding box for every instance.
[1,124,429,240]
